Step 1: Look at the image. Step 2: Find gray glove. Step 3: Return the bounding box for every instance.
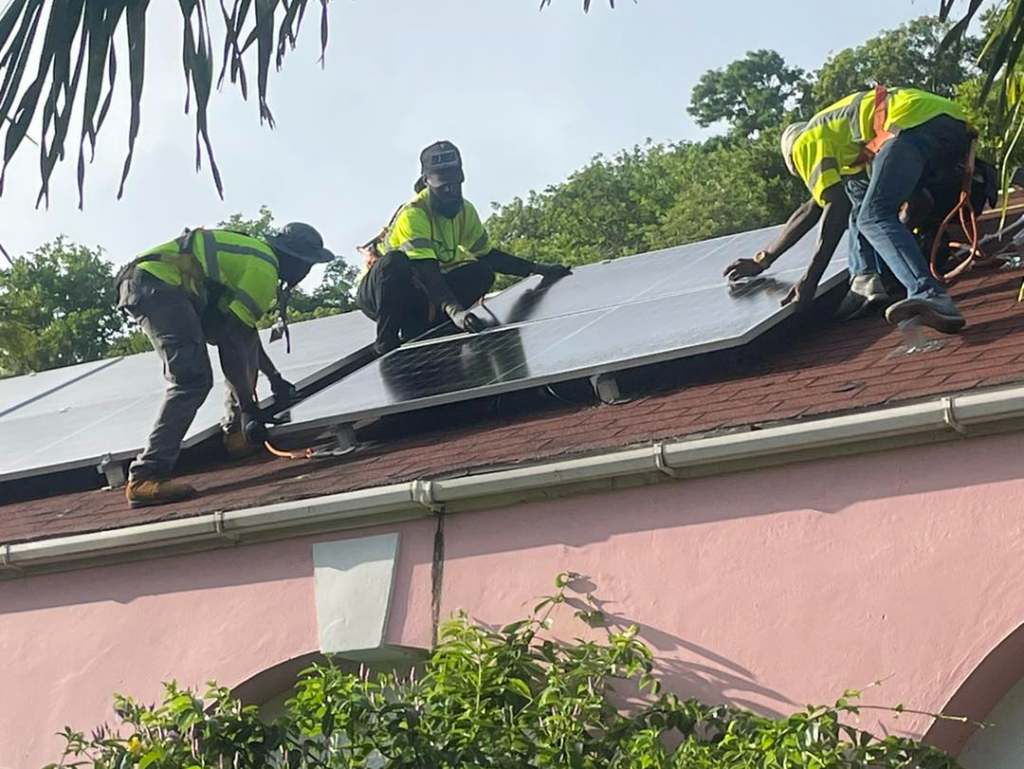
[443,303,487,334]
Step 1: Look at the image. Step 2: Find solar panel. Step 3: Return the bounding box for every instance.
[277,225,849,434]
[482,227,797,325]
[0,310,376,483]
[0,357,120,419]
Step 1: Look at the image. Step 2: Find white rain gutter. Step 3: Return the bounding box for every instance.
[3,384,1024,578]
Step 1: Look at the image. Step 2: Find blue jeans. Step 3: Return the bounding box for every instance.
[844,176,881,278]
[855,115,968,299]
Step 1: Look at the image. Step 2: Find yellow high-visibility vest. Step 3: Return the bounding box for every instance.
[135,228,279,327]
[793,87,967,205]
[383,188,492,273]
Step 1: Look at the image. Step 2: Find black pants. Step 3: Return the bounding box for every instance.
[356,251,495,352]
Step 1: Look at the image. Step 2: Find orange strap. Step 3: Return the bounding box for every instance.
[864,85,895,155]
[853,86,894,167]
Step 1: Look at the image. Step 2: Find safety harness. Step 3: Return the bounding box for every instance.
[866,85,897,157]
[358,204,406,272]
[854,86,984,284]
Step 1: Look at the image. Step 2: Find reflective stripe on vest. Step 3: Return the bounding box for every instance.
[233,288,265,321]
[807,90,868,141]
[135,229,279,324]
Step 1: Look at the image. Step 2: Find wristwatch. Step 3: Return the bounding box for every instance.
[753,250,774,268]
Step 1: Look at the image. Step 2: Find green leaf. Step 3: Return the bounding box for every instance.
[507,678,532,698]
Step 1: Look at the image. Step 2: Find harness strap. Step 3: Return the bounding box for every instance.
[864,85,895,155]
[852,85,894,167]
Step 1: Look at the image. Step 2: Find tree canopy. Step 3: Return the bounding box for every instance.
[689,49,812,137]
[812,15,981,108]
[0,237,124,375]
[0,207,358,376]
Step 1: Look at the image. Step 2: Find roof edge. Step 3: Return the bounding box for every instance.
[5,384,1024,579]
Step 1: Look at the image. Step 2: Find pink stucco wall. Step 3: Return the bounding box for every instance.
[4,431,1024,768]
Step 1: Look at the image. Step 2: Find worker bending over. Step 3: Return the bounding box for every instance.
[117,223,334,508]
[357,141,571,355]
[725,87,972,333]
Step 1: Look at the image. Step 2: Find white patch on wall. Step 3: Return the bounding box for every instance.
[313,532,400,655]
[960,677,1024,769]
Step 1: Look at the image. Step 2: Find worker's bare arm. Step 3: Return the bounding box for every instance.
[781,185,850,307]
[724,198,822,281]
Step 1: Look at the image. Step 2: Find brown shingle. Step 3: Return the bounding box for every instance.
[3,238,1024,546]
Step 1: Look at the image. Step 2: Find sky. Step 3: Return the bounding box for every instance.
[0,0,938,277]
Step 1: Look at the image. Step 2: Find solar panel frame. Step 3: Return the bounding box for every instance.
[276,226,850,435]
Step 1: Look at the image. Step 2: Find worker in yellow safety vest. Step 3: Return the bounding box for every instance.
[356,141,572,354]
[115,223,334,508]
[725,87,972,333]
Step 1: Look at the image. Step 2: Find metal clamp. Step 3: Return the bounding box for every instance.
[96,453,127,489]
[305,424,359,458]
[0,544,21,573]
[590,373,630,405]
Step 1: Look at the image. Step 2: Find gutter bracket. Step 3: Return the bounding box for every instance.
[412,480,445,514]
[212,510,239,543]
[653,442,680,479]
[943,397,968,437]
[0,544,22,573]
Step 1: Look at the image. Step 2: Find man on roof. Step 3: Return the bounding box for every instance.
[116,223,335,509]
[724,86,972,333]
[356,140,572,355]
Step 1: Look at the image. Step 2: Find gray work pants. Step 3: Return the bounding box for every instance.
[119,270,261,480]
[119,270,214,481]
[212,311,260,434]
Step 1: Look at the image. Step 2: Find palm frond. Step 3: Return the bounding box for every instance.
[0,0,331,207]
[540,1,618,11]
[939,0,1022,103]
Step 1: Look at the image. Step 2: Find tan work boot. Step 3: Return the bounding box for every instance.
[125,478,197,509]
[223,429,259,460]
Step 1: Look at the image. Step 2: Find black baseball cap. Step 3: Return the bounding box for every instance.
[420,140,465,187]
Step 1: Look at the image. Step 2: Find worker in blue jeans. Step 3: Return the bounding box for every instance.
[727,88,971,333]
[856,114,970,331]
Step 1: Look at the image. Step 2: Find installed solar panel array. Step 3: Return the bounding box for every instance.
[0,225,847,486]
[276,225,848,436]
[0,311,376,483]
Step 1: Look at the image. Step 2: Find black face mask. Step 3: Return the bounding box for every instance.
[428,182,463,218]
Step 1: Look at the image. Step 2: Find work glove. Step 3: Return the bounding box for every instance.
[532,262,572,279]
[268,372,297,406]
[443,303,488,334]
[240,410,270,446]
[723,258,766,282]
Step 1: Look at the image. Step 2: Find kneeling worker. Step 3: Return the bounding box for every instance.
[117,223,334,508]
[357,141,572,354]
[726,86,971,333]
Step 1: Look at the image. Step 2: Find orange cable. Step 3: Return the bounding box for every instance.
[930,141,982,284]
